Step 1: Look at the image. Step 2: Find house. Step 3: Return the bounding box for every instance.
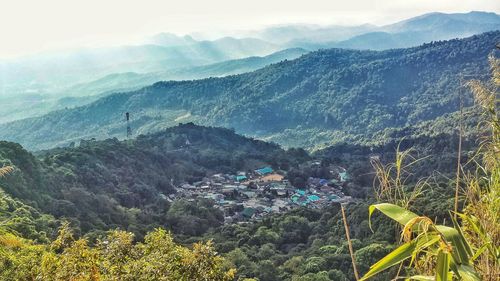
[255,167,273,176]
[242,191,257,198]
[308,195,320,202]
[295,189,306,196]
[276,189,287,197]
[236,175,248,182]
[181,183,196,189]
[241,207,256,218]
[319,179,329,186]
[211,174,225,182]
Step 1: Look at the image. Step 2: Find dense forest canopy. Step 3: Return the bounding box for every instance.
[0,124,310,237]
[0,10,498,280]
[1,31,498,150]
[0,119,481,280]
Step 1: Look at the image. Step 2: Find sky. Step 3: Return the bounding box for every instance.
[0,0,498,59]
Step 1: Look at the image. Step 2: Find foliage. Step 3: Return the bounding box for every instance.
[370,144,428,208]
[0,123,308,237]
[1,32,498,150]
[1,223,235,281]
[189,203,399,280]
[360,203,481,280]
[459,55,499,279]
[359,56,499,280]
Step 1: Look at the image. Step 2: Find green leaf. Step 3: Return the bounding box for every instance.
[435,249,450,281]
[435,225,470,265]
[458,213,497,259]
[450,213,473,257]
[456,265,482,281]
[471,243,489,261]
[360,240,416,281]
[369,203,419,230]
[413,234,441,261]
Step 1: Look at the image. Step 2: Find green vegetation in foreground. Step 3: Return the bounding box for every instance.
[0,122,473,280]
[0,221,235,280]
[357,56,499,280]
[0,48,498,281]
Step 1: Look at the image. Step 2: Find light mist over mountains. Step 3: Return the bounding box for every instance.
[189,11,500,47]
[0,11,498,127]
[2,30,498,151]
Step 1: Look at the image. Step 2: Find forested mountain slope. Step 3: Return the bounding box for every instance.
[1,32,497,150]
[0,124,308,237]
[0,121,482,280]
[62,48,308,99]
[0,48,307,124]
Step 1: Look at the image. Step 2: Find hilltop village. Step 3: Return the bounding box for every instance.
[170,161,352,223]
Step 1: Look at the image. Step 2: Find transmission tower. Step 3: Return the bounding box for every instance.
[126,112,132,138]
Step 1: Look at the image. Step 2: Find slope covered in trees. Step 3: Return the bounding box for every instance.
[0,126,469,280]
[1,31,498,150]
[0,123,309,237]
[0,48,307,124]
[0,222,235,281]
[0,117,486,280]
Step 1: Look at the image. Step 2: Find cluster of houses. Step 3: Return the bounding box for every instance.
[171,163,352,223]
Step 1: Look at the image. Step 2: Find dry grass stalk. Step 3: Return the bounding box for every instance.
[341,203,360,281]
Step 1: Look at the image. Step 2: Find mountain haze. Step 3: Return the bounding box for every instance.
[0,48,306,124]
[1,31,498,150]
[332,11,500,50]
[0,11,497,126]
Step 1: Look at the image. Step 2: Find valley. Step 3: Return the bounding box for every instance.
[0,8,498,281]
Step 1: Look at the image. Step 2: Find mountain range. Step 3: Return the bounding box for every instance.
[0,11,498,126]
[0,48,307,123]
[1,31,498,150]
[0,9,499,281]
[195,11,500,50]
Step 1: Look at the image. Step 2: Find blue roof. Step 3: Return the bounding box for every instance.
[296,189,306,195]
[236,175,247,181]
[308,195,320,201]
[255,166,273,175]
[242,208,256,218]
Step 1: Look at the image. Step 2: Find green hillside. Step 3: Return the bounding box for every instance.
[0,48,307,124]
[1,31,498,150]
[0,124,309,237]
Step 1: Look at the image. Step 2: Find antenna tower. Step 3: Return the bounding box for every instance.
[126,112,132,138]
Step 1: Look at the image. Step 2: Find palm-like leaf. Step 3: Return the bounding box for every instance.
[361,203,482,281]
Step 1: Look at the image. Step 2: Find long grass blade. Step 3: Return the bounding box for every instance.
[360,240,416,281]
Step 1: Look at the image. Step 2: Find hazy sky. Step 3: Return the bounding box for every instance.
[0,0,498,59]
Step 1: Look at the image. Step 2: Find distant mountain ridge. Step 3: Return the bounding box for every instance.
[0,11,498,126]
[192,11,500,50]
[0,48,307,124]
[332,11,500,50]
[1,31,498,150]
